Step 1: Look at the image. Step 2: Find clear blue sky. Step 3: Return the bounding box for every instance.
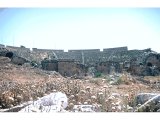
[0,8,160,52]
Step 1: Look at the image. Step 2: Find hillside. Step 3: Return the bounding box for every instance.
[0,56,160,112]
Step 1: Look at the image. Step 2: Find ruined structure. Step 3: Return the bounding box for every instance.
[0,45,29,65]
[41,59,87,77]
[0,44,160,77]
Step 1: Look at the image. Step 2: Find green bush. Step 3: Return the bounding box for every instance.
[95,72,102,78]
[31,61,38,67]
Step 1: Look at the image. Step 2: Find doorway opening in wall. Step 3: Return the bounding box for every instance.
[18,63,22,66]
[147,62,152,67]
[5,52,13,58]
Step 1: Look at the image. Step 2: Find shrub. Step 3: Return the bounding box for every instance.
[31,61,38,67]
[95,72,102,78]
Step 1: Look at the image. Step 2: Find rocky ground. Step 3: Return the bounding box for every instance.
[0,56,160,112]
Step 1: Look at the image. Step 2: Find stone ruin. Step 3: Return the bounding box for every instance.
[0,44,160,77]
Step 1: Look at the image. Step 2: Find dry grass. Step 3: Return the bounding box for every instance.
[0,59,160,112]
[0,71,159,112]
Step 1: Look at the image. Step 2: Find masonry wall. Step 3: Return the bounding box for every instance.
[2,44,160,76]
[1,44,130,66]
[68,51,82,62]
[32,48,64,52]
[0,47,9,56]
[6,45,31,62]
[83,50,101,66]
[0,44,5,48]
[11,56,28,65]
[6,45,30,52]
[58,60,86,77]
[126,64,142,76]
[96,61,122,74]
[145,54,160,68]
[103,46,128,53]
[41,60,58,71]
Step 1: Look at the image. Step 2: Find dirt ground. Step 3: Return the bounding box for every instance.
[0,56,160,112]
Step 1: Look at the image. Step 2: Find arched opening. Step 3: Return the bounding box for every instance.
[5,52,13,58]
[18,63,22,66]
[147,62,152,67]
[139,63,143,65]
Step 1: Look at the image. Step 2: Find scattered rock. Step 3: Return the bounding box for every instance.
[72,105,98,112]
[136,94,160,112]
[0,56,11,63]
[19,92,68,112]
[111,93,121,98]
[135,93,159,105]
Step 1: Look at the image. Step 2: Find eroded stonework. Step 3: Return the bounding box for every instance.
[1,44,160,77]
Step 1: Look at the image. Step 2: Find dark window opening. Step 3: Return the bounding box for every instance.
[147,62,152,67]
[5,52,13,58]
[139,63,143,65]
[18,63,22,66]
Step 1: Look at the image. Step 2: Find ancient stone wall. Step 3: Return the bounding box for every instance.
[1,44,160,76]
[145,54,160,68]
[127,65,143,76]
[142,54,160,76]
[11,56,29,65]
[0,44,5,48]
[103,46,128,53]
[54,51,82,66]
[6,45,30,52]
[6,45,21,51]
[58,59,86,77]
[96,61,121,74]
[41,60,58,71]
[32,48,64,52]
[0,46,9,56]
[68,50,83,63]
[1,45,130,65]
[41,59,86,77]
[83,50,101,66]
[67,49,101,65]
[68,49,100,52]
[6,45,31,61]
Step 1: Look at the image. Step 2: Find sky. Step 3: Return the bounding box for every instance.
[0,8,160,52]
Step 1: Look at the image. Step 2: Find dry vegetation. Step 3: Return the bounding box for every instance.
[0,56,160,112]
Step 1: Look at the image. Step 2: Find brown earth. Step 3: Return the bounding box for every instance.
[0,56,160,112]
